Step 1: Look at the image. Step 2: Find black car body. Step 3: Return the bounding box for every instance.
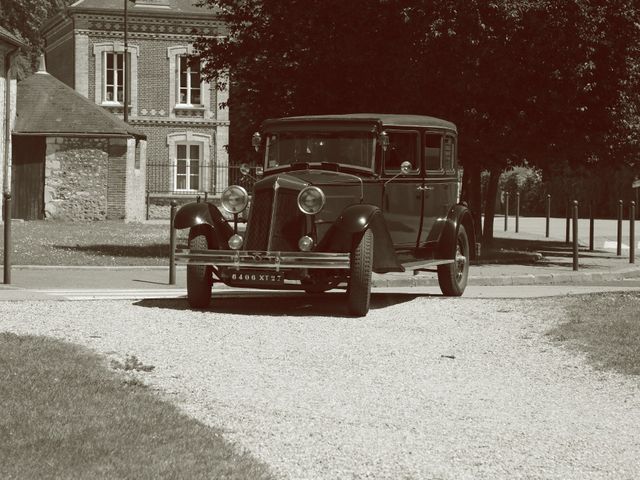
[174,114,476,316]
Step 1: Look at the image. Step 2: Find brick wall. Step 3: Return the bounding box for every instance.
[44,137,109,220]
[107,138,128,219]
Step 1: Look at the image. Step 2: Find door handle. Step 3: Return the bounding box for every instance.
[417,186,434,191]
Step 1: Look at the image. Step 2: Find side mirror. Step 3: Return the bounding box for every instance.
[385,160,414,186]
[251,132,261,151]
[400,161,412,175]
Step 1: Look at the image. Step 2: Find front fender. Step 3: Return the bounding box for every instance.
[319,204,403,273]
[174,202,234,247]
[431,204,477,261]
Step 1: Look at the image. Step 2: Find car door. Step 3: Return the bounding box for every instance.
[421,132,458,245]
[381,129,424,247]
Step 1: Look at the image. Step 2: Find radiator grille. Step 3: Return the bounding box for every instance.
[244,186,304,251]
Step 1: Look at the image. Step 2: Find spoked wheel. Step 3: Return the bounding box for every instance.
[437,224,469,296]
[347,229,374,316]
[186,232,213,309]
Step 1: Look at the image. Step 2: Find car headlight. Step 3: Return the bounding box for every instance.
[221,185,249,214]
[297,186,325,215]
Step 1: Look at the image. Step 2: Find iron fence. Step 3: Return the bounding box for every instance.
[146,162,257,197]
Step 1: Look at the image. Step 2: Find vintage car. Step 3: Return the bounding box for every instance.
[174,114,477,316]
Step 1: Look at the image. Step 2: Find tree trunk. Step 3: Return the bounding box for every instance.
[461,164,483,239]
[482,167,501,247]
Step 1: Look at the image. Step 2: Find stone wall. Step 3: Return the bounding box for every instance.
[44,137,109,220]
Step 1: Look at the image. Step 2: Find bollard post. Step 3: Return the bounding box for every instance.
[3,193,11,285]
[589,202,594,252]
[504,192,509,231]
[169,200,177,285]
[565,200,570,244]
[204,191,208,202]
[515,192,520,233]
[631,201,636,264]
[572,200,579,271]
[145,191,150,221]
[617,200,623,256]
[545,194,550,238]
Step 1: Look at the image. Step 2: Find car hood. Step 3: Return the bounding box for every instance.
[255,169,364,191]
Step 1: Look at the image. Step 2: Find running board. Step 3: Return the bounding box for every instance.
[401,258,454,274]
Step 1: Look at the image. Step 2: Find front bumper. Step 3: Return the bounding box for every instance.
[175,249,351,270]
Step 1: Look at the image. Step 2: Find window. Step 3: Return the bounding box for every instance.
[443,136,455,171]
[167,132,212,192]
[383,131,420,174]
[178,56,202,105]
[425,133,442,171]
[175,143,201,191]
[167,46,212,117]
[93,43,138,109]
[105,52,125,103]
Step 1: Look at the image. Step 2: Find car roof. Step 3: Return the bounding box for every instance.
[263,113,456,132]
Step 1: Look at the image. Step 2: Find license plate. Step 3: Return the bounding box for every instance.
[226,270,285,286]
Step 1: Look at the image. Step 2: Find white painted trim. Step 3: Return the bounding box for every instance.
[92,42,139,114]
[166,132,212,192]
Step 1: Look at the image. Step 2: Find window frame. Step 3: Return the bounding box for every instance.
[174,142,202,192]
[93,43,138,110]
[177,55,202,107]
[382,129,421,176]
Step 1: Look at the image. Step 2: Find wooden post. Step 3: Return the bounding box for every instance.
[504,192,509,232]
[545,194,550,238]
[515,192,520,233]
[169,200,177,285]
[572,200,579,271]
[3,193,11,285]
[589,202,594,252]
[565,200,570,244]
[617,200,623,256]
[630,201,636,264]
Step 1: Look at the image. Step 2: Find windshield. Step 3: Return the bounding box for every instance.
[265,132,376,171]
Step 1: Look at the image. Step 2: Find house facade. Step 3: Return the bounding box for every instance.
[14,64,147,221]
[41,0,229,218]
[0,27,25,219]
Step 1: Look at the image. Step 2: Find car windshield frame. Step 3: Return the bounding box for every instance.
[263,131,377,174]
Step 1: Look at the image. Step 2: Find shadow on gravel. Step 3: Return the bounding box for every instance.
[52,244,187,258]
[481,237,617,266]
[134,291,426,317]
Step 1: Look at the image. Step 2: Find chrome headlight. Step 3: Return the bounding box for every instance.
[297,186,325,215]
[221,185,249,214]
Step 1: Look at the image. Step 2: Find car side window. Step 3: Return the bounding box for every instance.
[443,135,455,172]
[384,130,420,174]
[425,133,442,171]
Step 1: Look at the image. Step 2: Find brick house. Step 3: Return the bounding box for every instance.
[13,63,147,221]
[41,0,230,219]
[0,27,25,219]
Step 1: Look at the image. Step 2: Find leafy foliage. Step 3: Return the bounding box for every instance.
[195,0,640,239]
[0,0,71,77]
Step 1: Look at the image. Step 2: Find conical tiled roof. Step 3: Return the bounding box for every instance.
[15,71,146,139]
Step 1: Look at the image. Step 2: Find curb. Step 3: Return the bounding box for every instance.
[372,265,640,288]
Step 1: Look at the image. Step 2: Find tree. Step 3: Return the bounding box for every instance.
[0,0,71,77]
[195,0,640,244]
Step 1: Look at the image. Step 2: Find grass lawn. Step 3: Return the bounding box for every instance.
[0,220,189,266]
[548,292,640,376]
[0,333,274,480]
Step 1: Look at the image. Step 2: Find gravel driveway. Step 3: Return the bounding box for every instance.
[1,292,639,479]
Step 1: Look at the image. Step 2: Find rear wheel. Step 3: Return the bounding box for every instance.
[187,232,213,308]
[347,229,374,316]
[437,225,469,296]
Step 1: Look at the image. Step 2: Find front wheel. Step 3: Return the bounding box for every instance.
[437,224,469,296]
[347,229,374,316]
[187,232,213,308]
